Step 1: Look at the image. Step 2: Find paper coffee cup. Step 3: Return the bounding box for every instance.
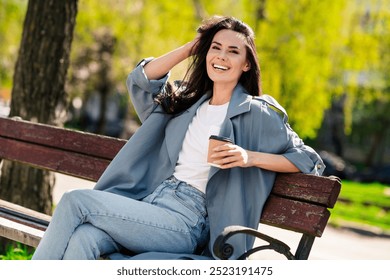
[207,135,232,168]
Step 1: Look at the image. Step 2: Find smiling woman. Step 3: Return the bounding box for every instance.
[206,29,251,105]
[32,15,324,260]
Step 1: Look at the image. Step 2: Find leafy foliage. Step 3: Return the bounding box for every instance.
[0,0,26,91]
[255,0,348,138]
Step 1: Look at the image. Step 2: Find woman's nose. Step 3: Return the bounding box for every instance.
[217,50,227,60]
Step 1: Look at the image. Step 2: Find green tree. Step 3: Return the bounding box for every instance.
[254,0,348,138]
[66,0,202,133]
[341,1,390,166]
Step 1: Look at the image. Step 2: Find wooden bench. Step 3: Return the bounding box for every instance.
[0,116,341,259]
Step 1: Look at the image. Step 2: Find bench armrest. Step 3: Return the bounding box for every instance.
[213,225,296,260]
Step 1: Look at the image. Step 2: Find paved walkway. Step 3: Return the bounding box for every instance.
[54,173,390,260]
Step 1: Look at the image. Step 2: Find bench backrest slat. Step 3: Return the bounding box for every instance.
[0,136,111,181]
[0,117,126,159]
[261,195,330,237]
[273,173,341,208]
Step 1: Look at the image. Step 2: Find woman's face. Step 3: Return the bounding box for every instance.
[206,29,250,87]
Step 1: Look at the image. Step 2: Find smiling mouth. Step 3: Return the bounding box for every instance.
[212,64,229,71]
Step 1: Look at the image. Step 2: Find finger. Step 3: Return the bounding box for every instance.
[219,161,239,169]
[213,143,235,152]
[214,155,240,167]
[211,149,234,159]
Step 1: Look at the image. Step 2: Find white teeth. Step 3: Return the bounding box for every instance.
[213,64,228,70]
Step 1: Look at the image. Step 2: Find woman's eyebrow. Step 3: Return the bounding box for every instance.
[211,41,241,49]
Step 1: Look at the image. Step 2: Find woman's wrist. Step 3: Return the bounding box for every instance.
[185,35,200,57]
[183,42,194,58]
[247,150,260,168]
[181,42,194,59]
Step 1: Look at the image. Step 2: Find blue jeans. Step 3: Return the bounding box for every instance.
[32,176,209,260]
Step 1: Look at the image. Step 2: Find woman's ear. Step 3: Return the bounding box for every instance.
[243,61,251,72]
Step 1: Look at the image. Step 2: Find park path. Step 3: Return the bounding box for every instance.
[54,173,390,260]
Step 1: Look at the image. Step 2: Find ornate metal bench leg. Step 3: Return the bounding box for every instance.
[213,225,296,260]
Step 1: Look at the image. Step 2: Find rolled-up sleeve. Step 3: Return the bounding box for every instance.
[282,128,325,175]
[256,95,325,175]
[126,58,170,123]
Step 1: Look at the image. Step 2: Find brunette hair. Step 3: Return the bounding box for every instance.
[185,16,262,98]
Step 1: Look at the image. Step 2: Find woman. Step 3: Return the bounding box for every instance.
[32,15,324,260]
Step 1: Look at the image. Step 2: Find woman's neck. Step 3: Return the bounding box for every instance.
[210,83,236,105]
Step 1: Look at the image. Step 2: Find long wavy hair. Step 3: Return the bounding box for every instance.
[185,16,262,98]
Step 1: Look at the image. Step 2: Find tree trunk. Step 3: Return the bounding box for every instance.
[0,0,78,219]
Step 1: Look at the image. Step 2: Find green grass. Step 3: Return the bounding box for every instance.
[0,243,33,260]
[330,180,390,232]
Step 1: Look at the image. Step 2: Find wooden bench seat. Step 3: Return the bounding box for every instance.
[0,116,341,259]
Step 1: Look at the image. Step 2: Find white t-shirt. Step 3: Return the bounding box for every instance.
[173,100,229,193]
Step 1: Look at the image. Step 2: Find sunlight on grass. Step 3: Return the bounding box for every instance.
[330,180,390,232]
